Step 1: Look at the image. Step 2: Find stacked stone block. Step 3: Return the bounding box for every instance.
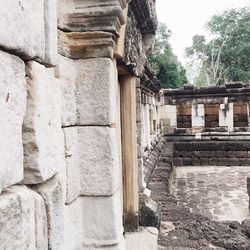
[234,102,248,128]
[0,1,64,249]
[173,142,250,167]
[0,0,128,249]
[205,104,220,128]
[0,0,160,248]
[177,104,192,128]
[58,0,126,248]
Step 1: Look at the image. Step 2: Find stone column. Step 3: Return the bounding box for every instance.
[120,76,139,232]
[192,103,205,128]
[144,95,151,147]
[219,102,234,132]
[58,0,127,248]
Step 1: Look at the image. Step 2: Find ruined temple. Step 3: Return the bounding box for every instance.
[0,0,161,249]
[1,0,250,249]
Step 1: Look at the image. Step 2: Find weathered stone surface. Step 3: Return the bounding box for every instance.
[242,219,250,237]
[0,50,26,192]
[124,7,145,76]
[64,126,119,204]
[0,185,47,250]
[33,175,64,250]
[23,61,64,184]
[125,227,158,250]
[0,0,57,65]
[139,195,161,229]
[63,195,125,249]
[60,55,117,126]
[63,127,81,204]
[34,189,49,250]
[0,0,44,60]
[58,31,115,59]
[58,0,125,35]
[44,0,58,65]
[63,198,85,250]
[81,191,123,247]
[192,103,205,128]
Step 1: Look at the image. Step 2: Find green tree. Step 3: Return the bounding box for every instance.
[149,23,187,88]
[186,7,250,85]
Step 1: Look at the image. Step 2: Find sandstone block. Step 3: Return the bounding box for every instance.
[0,0,44,59]
[0,50,26,192]
[23,61,64,184]
[235,151,248,158]
[216,151,226,158]
[58,0,125,35]
[183,158,192,166]
[64,126,119,204]
[229,158,240,166]
[192,157,200,166]
[60,56,117,126]
[208,158,218,166]
[0,186,47,250]
[44,0,58,65]
[200,158,209,166]
[217,158,229,166]
[63,198,85,250]
[58,31,115,59]
[81,191,123,247]
[174,158,183,166]
[0,0,57,65]
[33,175,64,250]
[63,192,123,248]
[239,159,250,166]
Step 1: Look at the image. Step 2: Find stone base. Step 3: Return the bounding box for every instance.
[124,227,158,250]
[123,213,139,232]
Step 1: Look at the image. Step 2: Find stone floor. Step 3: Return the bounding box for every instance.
[171,166,250,222]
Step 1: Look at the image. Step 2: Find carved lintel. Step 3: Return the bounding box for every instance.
[59,0,126,36]
[58,31,116,59]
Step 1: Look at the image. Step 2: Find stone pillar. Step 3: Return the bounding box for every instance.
[219,102,234,132]
[144,98,151,147]
[136,81,147,192]
[58,0,127,248]
[192,103,205,129]
[120,76,139,232]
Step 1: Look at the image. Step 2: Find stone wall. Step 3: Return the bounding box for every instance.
[173,141,250,167]
[0,0,160,249]
[161,83,250,133]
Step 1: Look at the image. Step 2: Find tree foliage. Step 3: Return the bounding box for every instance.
[185,7,250,85]
[149,23,187,89]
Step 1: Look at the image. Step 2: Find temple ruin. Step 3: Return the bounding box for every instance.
[0,0,250,249]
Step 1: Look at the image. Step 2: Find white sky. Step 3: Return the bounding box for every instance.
[156,0,250,64]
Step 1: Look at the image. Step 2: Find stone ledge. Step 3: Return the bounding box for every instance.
[58,0,125,35]
[58,31,116,59]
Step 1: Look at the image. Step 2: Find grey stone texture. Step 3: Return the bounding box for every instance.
[23,61,64,184]
[59,56,118,126]
[33,175,64,250]
[0,50,26,193]
[0,185,47,250]
[0,0,57,65]
[173,141,250,167]
[63,126,119,204]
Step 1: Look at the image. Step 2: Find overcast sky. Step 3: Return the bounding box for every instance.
[156,0,250,64]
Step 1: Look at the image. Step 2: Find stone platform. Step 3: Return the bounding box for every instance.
[171,166,250,222]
